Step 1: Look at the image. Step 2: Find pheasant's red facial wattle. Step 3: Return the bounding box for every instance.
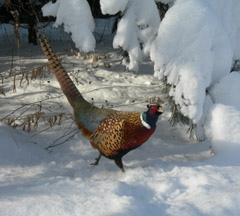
[149,105,159,115]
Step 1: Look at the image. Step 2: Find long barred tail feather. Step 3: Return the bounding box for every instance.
[35,28,113,137]
[35,29,87,108]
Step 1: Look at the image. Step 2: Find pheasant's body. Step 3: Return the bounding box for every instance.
[90,111,156,158]
[36,29,163,171]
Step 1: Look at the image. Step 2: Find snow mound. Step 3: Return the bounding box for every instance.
[204,72,240,163]
[0,122,51,166]
[205,104,240,164]
[210,72,240,110]
[42,0,95,52]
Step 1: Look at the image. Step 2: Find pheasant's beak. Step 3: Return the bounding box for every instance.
[157,107,164,115]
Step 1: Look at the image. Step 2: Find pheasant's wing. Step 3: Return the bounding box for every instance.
[89,116,126,158]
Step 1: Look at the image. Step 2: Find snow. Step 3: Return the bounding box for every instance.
[210,72,240,109]
[42,0,96,52]
[205,104,240,165]
[1,0,240,214]
[101,0,160,72]
[100,0,129,15]
[150,0,234,124]
[204,72,240,163]
[207,0,240,60]
[42,0,160,71]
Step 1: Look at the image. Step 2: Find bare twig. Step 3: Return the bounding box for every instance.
[4,27,14,76]
[0,95,64,121]
[45,129,80,150]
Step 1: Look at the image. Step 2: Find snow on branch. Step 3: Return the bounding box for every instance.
[150,0,235,124]
[42,0,96,52]
[100,0,160,72]
[100,0,129,14]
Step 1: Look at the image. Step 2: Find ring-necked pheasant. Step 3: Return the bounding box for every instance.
[36,29,163,172]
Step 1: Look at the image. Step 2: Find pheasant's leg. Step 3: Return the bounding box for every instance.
[114,157,125,172]
[91,153,102,166]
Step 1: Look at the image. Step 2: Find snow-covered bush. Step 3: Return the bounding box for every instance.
[100,0,160,71]
[42,0,160,71]
[150,0,240,140]
[42,0,95,52]
[151,0,232,124]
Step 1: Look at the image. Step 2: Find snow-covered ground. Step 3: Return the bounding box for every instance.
[1,23,240,216]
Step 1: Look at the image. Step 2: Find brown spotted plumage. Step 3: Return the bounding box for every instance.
[36,29,163,172]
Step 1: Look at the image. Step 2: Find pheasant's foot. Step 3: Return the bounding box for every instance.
[114,157,125,172]
[91,153,102,166]
[120,167,125,172]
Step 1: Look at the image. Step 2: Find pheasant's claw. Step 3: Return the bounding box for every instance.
[91,160,99,166]
[120,167,125,173]
[91,153,102,166]
[114,157,125,172]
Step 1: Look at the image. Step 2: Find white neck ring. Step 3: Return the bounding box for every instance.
[140,113,151,129]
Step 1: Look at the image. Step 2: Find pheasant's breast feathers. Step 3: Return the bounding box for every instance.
[90,112,156,158]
